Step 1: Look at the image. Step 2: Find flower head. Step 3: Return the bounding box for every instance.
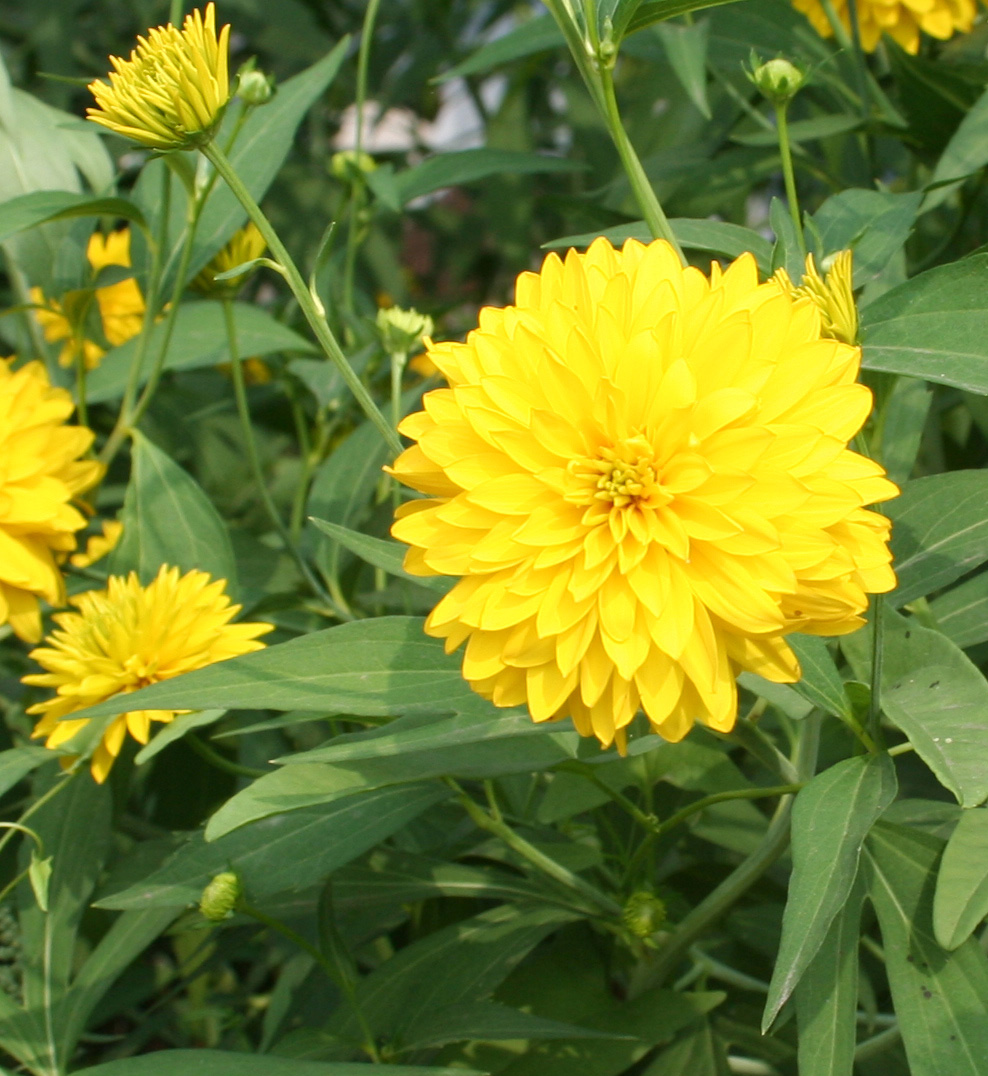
[87,3,231,149]
[774,250,858,345]
[389,239,897,750]
[792,0,975,52]
[24,566,272,782]
[0,358,102,642]
[192,222,266,297]
[377,305,435,357]
[31,229,145,371]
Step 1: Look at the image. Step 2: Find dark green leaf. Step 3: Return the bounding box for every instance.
[931,571,988,649]
[763,754,897,1030]
[788,634,852,719]
[734,114,861,147]
[308,519,448,594]
[133,710,227,765]
[923,85,988,212]
[880,376,932,486]
[0,190,145,244]
[865,822,988,1076]
[933,807,988,949]
[655,21,711,119]
[0,746,56,799]
[640,1020,731,1076]
[437,16,564,81]
[627,0,746,33]
[73,1053,474,1076]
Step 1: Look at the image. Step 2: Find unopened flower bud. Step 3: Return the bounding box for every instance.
[199,871,243,921]
[237,68,275,107]
[330,150,377,182]
[376,305,435,357]
[748,55,806,105]
[622,891,667,938]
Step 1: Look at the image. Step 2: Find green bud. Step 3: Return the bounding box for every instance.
[330,150,377,182]
[748,54,806,105]
[199,871,243,921]
[237,68,275,106]
[622,891,667,938]
[376,305,435,357]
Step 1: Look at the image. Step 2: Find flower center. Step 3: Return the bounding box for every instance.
[567,434,672,510]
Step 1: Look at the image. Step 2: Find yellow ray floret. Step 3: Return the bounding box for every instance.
[193,222,267,297]
[774,250,858,346]
[388,238,898,751]
[0,357,102,643]
[792,0,975,53]
[87,3,230,149]
[24,565,273,783]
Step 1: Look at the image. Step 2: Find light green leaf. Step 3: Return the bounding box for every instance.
[0,747,56,799]
[308,519,449,594]
[922,85,988,212]
[887,470,988,606]
[109,431,237,589]
[860,254,988,393]
[437,15,564,81]
[96,783,445,910]
[795,876,865,1076]
[865,822,988,1076]
[0,190,145,244]
[27,849,52,912]
[654,21,711,119]
[933,807,988,949]
[788,634,852,719]
[85,301,315,403]
[762,753,897,1030]
[626,0,747,33]
[931,571,988,649]
[73,1053,474,1076]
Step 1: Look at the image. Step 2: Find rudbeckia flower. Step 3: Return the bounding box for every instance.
[0,358,102,642]
[87,3,230,150]
[389,238,897,750]
[24,566,272,783]
[792,0,975,53]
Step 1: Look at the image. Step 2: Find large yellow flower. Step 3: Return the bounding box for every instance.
[792,0,975,53]
[87,3,230,150]
[24,566,273,783]
[31,229,145,371]
[0,358,101,643]
[389,239,897,750]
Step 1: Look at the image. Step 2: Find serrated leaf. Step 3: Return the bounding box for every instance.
[865,822,988,1076]
[932,807,988,949]
[762,753,897,1030]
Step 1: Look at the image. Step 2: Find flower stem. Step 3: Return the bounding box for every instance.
[774,101,806,256]
[185,732,267,779]
[201,141,401,456]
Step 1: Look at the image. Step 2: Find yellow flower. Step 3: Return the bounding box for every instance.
[192,222,267,296]
[792,0,975,52]
[24,566,273,783]
[69,520,124,569]
[389,238,897,750]
[87,3,231,149]
[31,229,145,371]
[0,358,102,643]
[774,250,858,346]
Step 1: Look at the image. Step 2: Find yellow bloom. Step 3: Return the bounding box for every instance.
[24,566,272,783]
[792,0,975,52]
[774,250,858,346]
[31,229,145,371]
[0,358,102,643]
[389,239,897,750]
[87,3,231,149]
[192,222,267,296]
[69,520,124,569]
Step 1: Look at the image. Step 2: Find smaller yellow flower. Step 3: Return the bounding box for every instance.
[87,3,231,150]
[192,222,267,297]
[69,520,124,569]
[792,0,975,53]
[31,229,145,371]
[774,250,858,346]
[24,566,272,783]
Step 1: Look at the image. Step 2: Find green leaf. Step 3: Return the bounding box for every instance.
[930,571,988,649]
[654,21,711,119]
[66,618,491,725]
[543,218,773,272]
[762,753,897,1030]
[27,849,52,912]
[388,149,583,207]
[133,710,227,765]
[109,430,237,589]
[860,254,988,393]
[308,519,449,594]
[0,190,145,244]
[880,376,932,486]
[933,807,988,950]
[626,0,746,33]
[922,85,988,212]
[96,783,445,910]
[865,822,988,1076]
[788,634,853,720]
[85,301,315,403]
[438,15,564,81]
[887,470,988,607]
[0,746,56,798]
[640,1020,731,1076]
[811,189,922,287]
[734,114,861,148]
[794,876,866,1076]
[73,1053,474,1076]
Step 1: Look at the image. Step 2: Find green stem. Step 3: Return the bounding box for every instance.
[447,778,622,918]
[0,773,75,861]
[774,101,806,256]
[221,298,338,610]
[598,64,685,262]
[241,902,381,1062]
[186,733,267,779]
[560,761,660,833]
[854,1025,901,1063]
[202,141,401,455]
[168,0,184,24]
[868,594,886,749]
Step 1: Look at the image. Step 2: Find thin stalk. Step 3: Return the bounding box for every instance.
[560,761,659,833]
[186,732,267,779]
[0,773,75,861]
[854,1025,901,1063]
[774,101,806,256]
[868,595,886,749]
[221,298,338,610]
[241,902,380,1062]
[202,141,401,455]
[598,64,685,261]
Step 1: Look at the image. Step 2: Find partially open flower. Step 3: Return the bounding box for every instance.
[774,250,858,346]
[87,3,231,150]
